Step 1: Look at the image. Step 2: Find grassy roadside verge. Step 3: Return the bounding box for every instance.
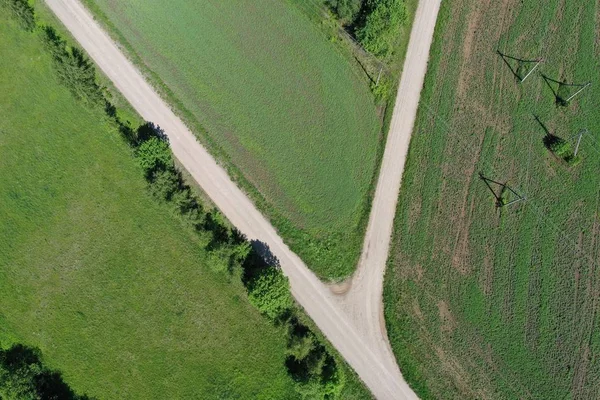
[0,5,296,398]
[286,0,419,276]
[74,0,382,280]
[2,2,373,397]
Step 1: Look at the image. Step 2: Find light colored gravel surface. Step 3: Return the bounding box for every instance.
[44,0,440,398]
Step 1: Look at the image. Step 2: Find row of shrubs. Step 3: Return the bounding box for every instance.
[132,123,345,397]
[328,0,407,58]
[3,0,347,397]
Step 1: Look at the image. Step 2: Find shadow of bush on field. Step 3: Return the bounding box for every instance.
[0,344,93,400]
[534,115,579,166]
[1,0,35,31]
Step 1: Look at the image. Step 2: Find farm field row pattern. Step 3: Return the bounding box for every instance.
[80,0,383,279]
[385,0,600,398]
[0,13,298,399]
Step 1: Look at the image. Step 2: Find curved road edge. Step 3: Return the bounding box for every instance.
[43,0,441,398]
[342,0,442,384]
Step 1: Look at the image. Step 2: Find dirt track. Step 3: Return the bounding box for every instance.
[44,0,440,398]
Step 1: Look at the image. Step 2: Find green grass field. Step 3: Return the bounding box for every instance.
[77,0,383,279]
[0,13,300,399]
[385,0,600,398]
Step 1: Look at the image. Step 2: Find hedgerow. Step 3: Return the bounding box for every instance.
[41,26,104,104]
[4,5,350,398]
[1,0,35,31]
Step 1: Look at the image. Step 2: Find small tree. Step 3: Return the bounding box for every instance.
[3,0,36,32]
[544,134,579,165]
[0,345,41,400]
[248,267,293,320]
[136,137,173,177]
[355,0,406,58]
[327,0,362,23]
[0,344,92,400]
[148,168,180,200]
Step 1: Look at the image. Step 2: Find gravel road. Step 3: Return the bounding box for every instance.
[44,0,440,398]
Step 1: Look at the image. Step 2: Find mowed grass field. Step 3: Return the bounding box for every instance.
[0,13,299,399]
[385,0,600,398]
[79,0,383,279]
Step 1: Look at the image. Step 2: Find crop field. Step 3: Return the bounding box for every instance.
[0,13,299,399]
[385,0,600,398]
[78,0,383,279]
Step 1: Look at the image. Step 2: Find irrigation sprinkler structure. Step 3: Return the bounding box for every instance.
[572,128,588,157]
[565,82,592,103]
[376,65,383,86]
[540,74,591,105]
[497,51,542,83]
[479,173,526,208]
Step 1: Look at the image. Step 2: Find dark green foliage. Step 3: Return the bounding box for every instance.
[148,168,180,200]
[544,134,579,165]
[136,136,173,178]
[284,319,345,399]
[356,0,406,57]
[41,26,103,104]
[327,0,362,22]
[1,0,35,31]
[0,344,91,400]
[241,246,346,398]
[128,123,250,273]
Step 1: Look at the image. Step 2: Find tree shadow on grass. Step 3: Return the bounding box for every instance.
[497,50,540,82]
[0,344,93,400]
[241,240,281,286]
[539,74,589,107]
[540,73,566,106]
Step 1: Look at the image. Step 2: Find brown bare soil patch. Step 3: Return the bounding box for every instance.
[437,300,457,334]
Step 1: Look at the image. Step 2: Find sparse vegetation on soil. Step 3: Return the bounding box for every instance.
[385,0,600,398]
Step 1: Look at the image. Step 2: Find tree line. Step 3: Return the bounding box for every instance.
[3,1,347,397]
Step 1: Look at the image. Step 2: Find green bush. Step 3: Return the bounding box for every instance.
[544,134,580,165]
[135,137,173,177]
[356,0,406,58]
[371,76,392,102]
[547,137,570,158]
[248,267,294,320]
[327,0,363,22]
[1,0,35,31]
[148,168,180,200]
[0,344,91,400]
[284,320,345,399]
[41,26,103,104]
